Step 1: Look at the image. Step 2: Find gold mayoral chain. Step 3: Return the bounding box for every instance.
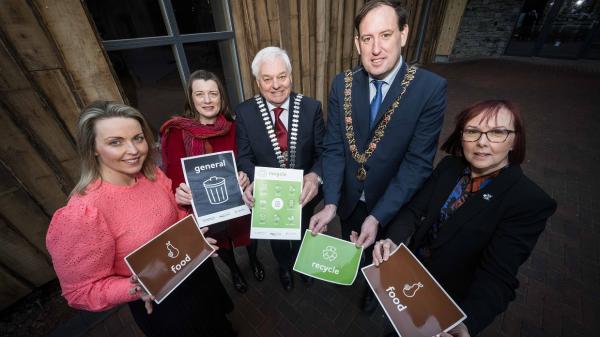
[343,65,417,181]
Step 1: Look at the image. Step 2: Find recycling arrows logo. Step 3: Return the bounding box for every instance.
[322,246,338,262]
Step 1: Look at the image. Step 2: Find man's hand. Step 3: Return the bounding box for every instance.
[175,183,192,206]
[237,171,250,190]
[309,204,336,235]
[372,239,398,266]
[300,172,320,207]
[242,182,255,208]
[350,215,379,248]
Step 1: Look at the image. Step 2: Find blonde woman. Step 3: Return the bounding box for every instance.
[46,101,236,337]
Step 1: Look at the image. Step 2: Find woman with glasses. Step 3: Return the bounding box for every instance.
[160,70,263,294]
[372,100,556,337]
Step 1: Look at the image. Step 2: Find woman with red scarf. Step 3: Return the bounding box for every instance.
[160,70,264,293]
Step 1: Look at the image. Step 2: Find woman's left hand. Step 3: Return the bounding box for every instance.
[238,171,250,190]
[200,227,219,257]
[438,322,470,337]
[372,238,398,266]
[129,275,154,314]
[175,183,192,205]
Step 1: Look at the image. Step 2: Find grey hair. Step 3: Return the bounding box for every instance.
[251,46,292,78]
[71,101,156,196]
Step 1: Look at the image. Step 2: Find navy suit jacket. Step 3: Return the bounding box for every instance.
[386,156,557,335]
[322,63,447,226]
[235,92,325,181]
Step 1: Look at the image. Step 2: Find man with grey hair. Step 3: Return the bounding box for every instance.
[235,46,325,292]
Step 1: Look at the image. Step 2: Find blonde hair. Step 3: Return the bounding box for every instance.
[71,101,156,196]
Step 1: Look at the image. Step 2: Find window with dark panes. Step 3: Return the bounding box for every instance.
[85,0,243,134]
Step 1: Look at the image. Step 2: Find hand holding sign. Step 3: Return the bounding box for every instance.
[300,172,319,207]
[372,238,398,266]
[125,215,217,304]
[238,171,250,190]
[129,275,154,314]
[175,183,193,206]
[293,230,363,285]
[362,244,466,337]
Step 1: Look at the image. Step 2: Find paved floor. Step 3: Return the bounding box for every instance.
[48,58,600,337]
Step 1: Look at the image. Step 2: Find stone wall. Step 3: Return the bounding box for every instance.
[451,0,523,59]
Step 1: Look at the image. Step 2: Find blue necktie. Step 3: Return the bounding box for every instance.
[370,80,384,129]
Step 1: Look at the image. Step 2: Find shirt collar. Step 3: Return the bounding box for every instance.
[266,96,291,112]
[368,56,403,85]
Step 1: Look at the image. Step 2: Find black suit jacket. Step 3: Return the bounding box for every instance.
[235,92,325,182]
[322,63,447,226]
[386,156,557,335]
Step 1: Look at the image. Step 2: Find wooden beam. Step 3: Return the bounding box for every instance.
[0,163,53,259]
[299,0,311,95]
[2,90,79,185]
[288,0,301,93]
[31,0,122,104]
[0,38,29,91]
[0,0,61,71]
[0,215,54,287]
[30,69,80,139]
[230,0,254,99]
[314,0,329,105]
[435,0,468,56]
[0,103,68,214]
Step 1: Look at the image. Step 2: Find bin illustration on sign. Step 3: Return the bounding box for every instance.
[203,176,229,204]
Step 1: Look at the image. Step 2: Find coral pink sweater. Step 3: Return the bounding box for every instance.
[46,168,186,311]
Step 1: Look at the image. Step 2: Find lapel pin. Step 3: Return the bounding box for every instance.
[483,193,492,201]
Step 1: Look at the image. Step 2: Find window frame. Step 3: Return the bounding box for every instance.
[98,0,244,105]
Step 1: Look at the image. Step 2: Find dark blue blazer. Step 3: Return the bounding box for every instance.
[235,92,325,181]
[385,156,557,335]
[322,63,447,226]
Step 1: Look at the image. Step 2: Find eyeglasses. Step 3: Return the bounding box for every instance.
[461,129,516,143]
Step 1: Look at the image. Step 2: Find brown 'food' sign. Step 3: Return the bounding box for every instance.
[362,244,466,337]
[125,215,215,303]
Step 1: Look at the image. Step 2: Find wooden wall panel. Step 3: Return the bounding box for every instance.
[0,39,30,91]
[230,0,254,98]
[0,0,124,309]
[0,104,69,213]
[288,0,301,92]
[31,0,122,104]
[315,0,330,103]
[0,216,54,287]
[2,91,79,184]
[299,0,311,96]
[0,0,61,71]
[231,0,363,116]
[0,164,52,257]
[30,69,81,138]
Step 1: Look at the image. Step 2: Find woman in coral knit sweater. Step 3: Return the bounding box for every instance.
[46,101,236,337]
[160,70,264,294]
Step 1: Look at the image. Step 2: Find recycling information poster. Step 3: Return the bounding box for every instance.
[182,151,250,227]
[250,166,303,240]
[124,215,215,304]
[362,244,466,337]
[293,230,363,285]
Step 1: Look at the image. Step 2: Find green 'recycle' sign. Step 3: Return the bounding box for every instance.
[293,230,363,285]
